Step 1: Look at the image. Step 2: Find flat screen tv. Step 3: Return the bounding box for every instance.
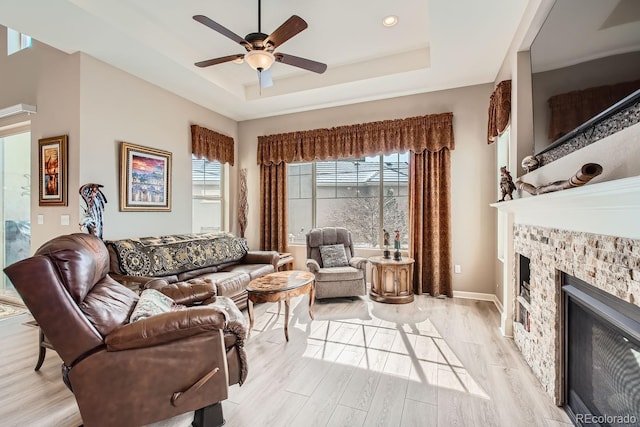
[530,0,640,154]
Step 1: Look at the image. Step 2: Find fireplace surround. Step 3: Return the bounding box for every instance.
[512,224,640,404]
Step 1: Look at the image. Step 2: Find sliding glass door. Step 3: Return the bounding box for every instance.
[0,130,31,303]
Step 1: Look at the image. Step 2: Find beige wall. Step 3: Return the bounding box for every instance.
[77,54,238,240]
[1,25,82,250]
[238,84,498,295]
[1,28,239,249]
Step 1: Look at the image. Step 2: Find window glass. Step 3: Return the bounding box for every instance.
[192,156,223,233]
[287,153,409,248]
[7,28,32,55]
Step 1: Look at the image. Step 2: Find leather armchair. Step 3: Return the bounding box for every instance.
[305,227,367,299]
[3,233,247,427]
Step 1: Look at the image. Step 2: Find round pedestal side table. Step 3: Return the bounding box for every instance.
[368,256,415,304]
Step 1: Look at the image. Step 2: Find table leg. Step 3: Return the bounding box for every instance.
[248,299,254,337]
[277,300,281,318]
[284,296,290,342]
[308,281,315,320]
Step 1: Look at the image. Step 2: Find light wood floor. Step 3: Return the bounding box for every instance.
[0,295,572,427]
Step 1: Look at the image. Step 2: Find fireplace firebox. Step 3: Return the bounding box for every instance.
[562,274,640,426]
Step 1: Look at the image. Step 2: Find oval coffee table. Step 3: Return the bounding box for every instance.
[246,270,315,342]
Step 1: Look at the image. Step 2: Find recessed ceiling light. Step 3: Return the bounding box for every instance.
[382,15,398,27]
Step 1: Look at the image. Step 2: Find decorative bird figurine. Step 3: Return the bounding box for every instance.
[79,183,107,239]
[498,166,516,202]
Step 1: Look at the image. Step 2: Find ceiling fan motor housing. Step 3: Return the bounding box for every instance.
[245,32,272,51]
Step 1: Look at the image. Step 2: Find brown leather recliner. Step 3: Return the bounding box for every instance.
[3,233,248,427]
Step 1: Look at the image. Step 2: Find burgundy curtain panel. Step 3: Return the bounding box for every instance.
[259,163,288,253]
[409,148,453,297]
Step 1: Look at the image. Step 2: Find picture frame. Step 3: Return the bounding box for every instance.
[38,135,68,206]
[119,142,172,211]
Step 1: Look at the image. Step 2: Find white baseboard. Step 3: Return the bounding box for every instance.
[453,290,503,314]
[493,295,504,315]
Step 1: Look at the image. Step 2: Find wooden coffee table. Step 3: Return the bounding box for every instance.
[246,270,315,342]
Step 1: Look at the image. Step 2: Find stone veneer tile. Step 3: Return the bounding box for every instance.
[513,225,640,404]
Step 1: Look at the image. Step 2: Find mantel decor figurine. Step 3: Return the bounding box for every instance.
[393,230,402,261]
[498,166,516,202]
[383,229,391,259]
[521,155,540,173]
[516,163,603,195]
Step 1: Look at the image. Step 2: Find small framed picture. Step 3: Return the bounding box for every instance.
[38,135,68,206]
[119,142,172,211]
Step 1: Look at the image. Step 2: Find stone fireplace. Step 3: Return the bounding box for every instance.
[513,224,640,405]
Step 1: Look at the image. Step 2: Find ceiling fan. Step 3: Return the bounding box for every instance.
[193,0,327,88]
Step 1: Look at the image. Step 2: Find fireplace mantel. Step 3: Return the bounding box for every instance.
[491,175,640,239]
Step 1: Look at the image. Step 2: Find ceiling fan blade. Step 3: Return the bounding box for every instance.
[195,54,244,68]
[274,53,327,74]
[193,15,251,49]
[258,69,273,88]
[264,15,308,48]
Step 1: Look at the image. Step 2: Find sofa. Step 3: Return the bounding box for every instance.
[105,232,279,309]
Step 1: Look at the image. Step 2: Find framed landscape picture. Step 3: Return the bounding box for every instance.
[38,135,68,206]
[119,142,172,211]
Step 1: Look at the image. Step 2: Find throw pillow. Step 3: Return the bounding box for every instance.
[129,288,175,323]
[319,244,348,268]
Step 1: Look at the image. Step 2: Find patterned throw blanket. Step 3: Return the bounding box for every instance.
[105,233,249,277]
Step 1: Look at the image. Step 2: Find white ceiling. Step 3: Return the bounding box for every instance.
[0,0,530,121]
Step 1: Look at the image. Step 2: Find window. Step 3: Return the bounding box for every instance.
[7,28,32,56]
[192,156,223,233]
[288,153,409,248]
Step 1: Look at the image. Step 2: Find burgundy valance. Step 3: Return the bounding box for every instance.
[487,80,511,144]
[257,112,454,165]
[191,124,235,165]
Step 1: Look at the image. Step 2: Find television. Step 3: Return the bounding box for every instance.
[530,0,640,154]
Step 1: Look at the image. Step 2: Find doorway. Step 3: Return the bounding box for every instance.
[0,128,31,303]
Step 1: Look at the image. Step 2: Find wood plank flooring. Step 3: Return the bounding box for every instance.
[0,295,572,426]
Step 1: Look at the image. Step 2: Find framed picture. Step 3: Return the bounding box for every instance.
[38,135,68,206]
[119,142,172,211]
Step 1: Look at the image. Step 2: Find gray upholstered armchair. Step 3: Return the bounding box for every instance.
[305,227,367,299]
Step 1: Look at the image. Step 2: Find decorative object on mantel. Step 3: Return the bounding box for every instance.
[393,230,402,261]
[498,166,516,202]
[238,168,248,238]
[516,163,603,196]
[521,155,539,173]
[79,183,107,239]
[383,229,391,259]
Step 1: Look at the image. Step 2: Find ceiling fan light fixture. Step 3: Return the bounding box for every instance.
[382,15,398,27]
[244,50,275,71]
[232,57,244,64]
